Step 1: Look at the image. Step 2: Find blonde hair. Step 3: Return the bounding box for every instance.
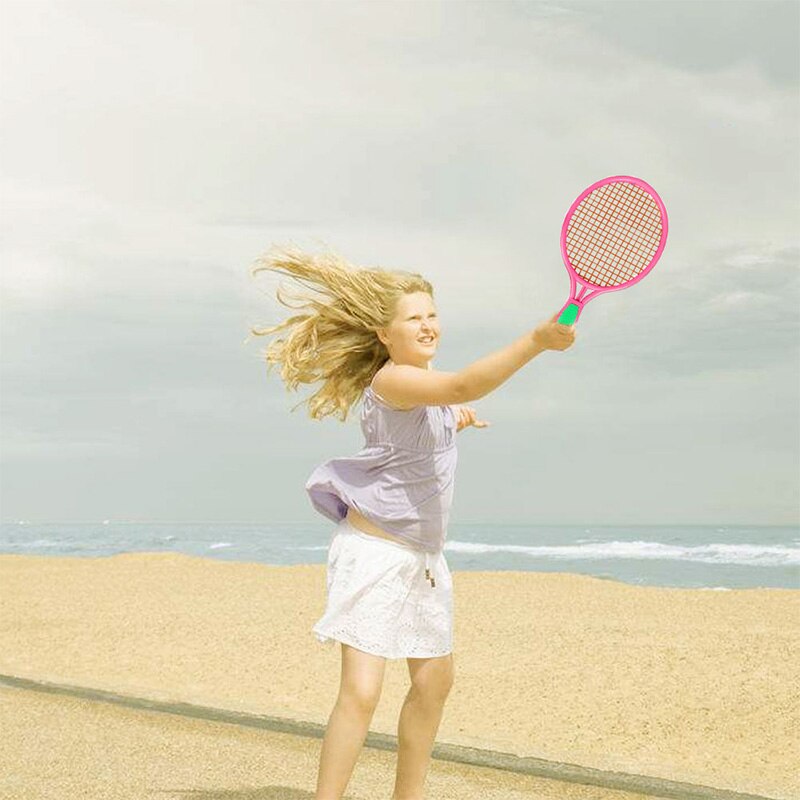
[247,244,434,422]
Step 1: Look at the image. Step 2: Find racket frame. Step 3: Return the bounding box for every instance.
[557,175,668,325]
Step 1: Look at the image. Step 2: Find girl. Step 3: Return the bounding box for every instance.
[249,245,576,800]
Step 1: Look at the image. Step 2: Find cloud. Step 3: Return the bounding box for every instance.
[549,0,800,86]
[0,1,797,522]
[582,243,800,377]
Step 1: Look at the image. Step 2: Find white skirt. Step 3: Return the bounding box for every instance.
[312,517,454,659]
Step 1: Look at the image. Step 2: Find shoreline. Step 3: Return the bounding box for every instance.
[1,548,796,592]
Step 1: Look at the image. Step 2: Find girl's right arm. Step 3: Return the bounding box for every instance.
[459,313,575,402]
[375,313,576,407]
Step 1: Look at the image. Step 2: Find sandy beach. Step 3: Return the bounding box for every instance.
[0,552,797,799]
[1,683,664,800]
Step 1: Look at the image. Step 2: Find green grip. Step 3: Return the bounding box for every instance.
[557,303,579,325]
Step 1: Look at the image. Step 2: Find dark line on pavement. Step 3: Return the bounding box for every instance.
[0,673,780,800]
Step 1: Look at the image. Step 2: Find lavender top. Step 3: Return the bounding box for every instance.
[305,384,459,553]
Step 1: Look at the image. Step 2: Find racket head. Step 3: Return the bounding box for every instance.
[560,175,668,292]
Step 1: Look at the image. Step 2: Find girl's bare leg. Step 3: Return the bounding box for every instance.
[392,652,455,800]
[315,642,387,800]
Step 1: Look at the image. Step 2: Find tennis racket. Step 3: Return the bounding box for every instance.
[556,175,668,325]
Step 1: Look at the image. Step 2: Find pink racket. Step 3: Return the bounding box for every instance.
[556,175,668,325]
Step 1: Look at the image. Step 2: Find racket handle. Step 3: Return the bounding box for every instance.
[557,303,580,325]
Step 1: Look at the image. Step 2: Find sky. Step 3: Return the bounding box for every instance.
[1,0,798,526]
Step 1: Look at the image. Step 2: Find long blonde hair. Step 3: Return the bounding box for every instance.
[248,244,434,421]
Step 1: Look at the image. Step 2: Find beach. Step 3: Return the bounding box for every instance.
[1,552,797,799]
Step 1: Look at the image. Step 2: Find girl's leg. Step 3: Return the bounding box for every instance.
[392,652,455,800]
[315,642,387,800]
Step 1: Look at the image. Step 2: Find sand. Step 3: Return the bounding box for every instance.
[0,552,797,799]
[1,684,659,799]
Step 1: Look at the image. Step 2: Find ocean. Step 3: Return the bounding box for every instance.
[1,521,797,590]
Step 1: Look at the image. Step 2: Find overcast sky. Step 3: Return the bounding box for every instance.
[1,0,798,526]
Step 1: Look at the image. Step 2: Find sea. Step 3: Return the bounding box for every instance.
[1,521,798,590]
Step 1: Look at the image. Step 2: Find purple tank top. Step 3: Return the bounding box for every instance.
[305,383,459,553]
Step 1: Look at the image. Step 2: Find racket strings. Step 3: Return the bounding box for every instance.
[566,182,663,287]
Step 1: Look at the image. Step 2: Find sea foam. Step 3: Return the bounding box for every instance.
[444,540,800,567]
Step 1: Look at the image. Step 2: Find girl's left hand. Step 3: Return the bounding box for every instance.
[454,405,490,432]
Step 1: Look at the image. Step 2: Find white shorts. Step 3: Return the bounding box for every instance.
[312,517,454,659]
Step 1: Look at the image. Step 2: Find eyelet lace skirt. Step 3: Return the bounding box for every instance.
[312,517,454,659]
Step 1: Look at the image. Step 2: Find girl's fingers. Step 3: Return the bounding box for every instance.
[456,406,490,429]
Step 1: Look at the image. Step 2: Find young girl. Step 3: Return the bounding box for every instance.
[249,245,576,800]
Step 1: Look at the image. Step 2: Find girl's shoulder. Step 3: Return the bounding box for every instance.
[367,361,418,412]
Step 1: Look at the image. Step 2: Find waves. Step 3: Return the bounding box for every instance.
[444,539,800,567]
[3,523,798,587]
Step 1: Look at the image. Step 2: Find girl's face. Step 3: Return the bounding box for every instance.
[378,291,439,368]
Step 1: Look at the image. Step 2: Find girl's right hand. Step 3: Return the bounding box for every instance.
[533,312,577,351]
